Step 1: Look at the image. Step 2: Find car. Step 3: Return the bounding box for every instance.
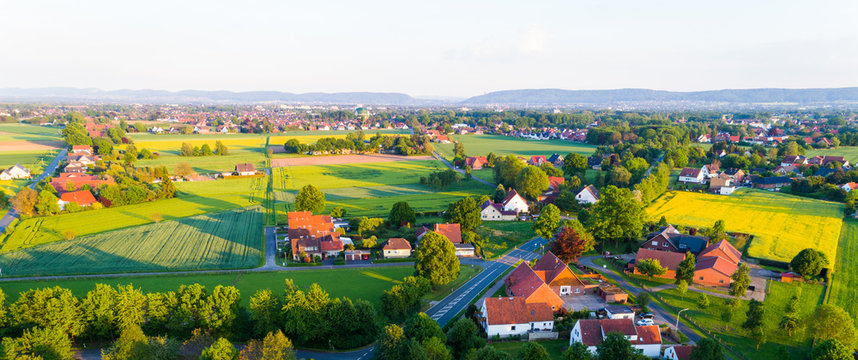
[638,312,654,319]
[636,318,654,326]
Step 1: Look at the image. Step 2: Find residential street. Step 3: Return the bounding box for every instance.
[0,148,67,232]
[432,151,494,187]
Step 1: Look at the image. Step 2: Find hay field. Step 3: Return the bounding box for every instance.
[435,134,596,159]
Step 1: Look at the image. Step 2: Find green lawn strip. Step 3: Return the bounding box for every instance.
[476,221,535,260]
[488,339,569,360]
[827,220,858,320]
[0,266,416,308]
[423,264,482,302]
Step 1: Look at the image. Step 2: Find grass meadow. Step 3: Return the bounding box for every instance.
[0,123,62,142]
[647,189,844,264]
[656,281,824,360]
[0,207,263,277]
[435,134,596,159]
[1,177,265,250]
[273,160,449,190]
[476,221,535,259]
[828,220,858,321]
[806,146,858,164]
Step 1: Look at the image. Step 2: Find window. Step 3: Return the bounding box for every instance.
[662,242,668,247]
[719,279,724,283]
[699,276,704,280]
[574,288,581,294]
[651,241,657,246]
[510,326,516,330]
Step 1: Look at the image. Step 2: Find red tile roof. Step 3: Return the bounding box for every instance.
[668,345,694,360]
[695,255,738,277]
[484,297,553,326]
[59,190,96,206]
[577,319,604,346]
[698,240,741,265]
[632,325,662,345]
[679,168,701,177]
[635,248,687,270]
[600,318,637,337]
[547,176,564,190]
[382,238,411,251]
[434,223,462,244]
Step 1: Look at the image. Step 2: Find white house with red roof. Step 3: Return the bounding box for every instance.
[664,345,695,360]
[678,168,704,184]
[502,189,529,214]
[575,185,600,205]
[479,297,554,338]
[57,190,97,210]
[570,318,662,357]
[480,200,517,221]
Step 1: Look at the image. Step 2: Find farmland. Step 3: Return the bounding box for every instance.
[274,160,450,190]
[0,207,263,277]
[647,189,843,264]
[476,221,535,259]
[806,146,858,164]
[435,134,596,159]
[1,177,265,250]
[828,220,858,321]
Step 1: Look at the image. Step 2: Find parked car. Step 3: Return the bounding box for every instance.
[636,318,654,326]
[638,312,654,319]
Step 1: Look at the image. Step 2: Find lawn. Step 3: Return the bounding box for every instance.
[128,138,265,153]
[806,146,858,164]
[2,179,265,250]
[273,160,450,190]
[134,152,268,174]
[476,221,536,259]
[435,134,596,159]
[827,220,858,321]
[647,189,844,264]
[656,280,824,360]
[489,339,568,360]
[0,207,263,277]
[0,266,416,308]
[0,123,62,142]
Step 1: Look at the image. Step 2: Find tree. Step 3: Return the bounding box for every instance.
[636,292,651,308]
[532,204,561,239]
[389,201,416,228]
[594,332,643,360]
[790,248,829,278]
[239,330,296,360]
[181,142,194,157]
[443,197,481,232]
[551,226,595,263]
[414,232,460,287]
[35,189,60,216]
[200,338,239,360]
[779,314,799,336]
[174,162,195,178]
[675,252,696,284]
[709,220,726,242]
[636,258,667,279]
[249,289,281,337]
[750,327,767,350]
[214,141,229,155]
[1,326,74,360]
[445,318,484,360]
[404,312,445,343]
[562,342,592,360]
[201,144,213,156]
[811,339,853,360]
[375,324,423,360]
[587,186,644,244]
[492,184,506,203]
[676,280,688,295]
[516,165,549,200]
[421,336,452,360]
[697,294,710,309]
[10,187,38,217]
[475,346,512,360]
[690,337,723,360]
[730,263,751,298]
[563,153,588,178]
[808,304,858,349]
[295,184,325,213]
[11,286,84,339]
[609,166,632,187]
[518,342,549,360]
[742,299,765,331]
[102,324,147,360]
[330,206,346,218]
[539,162,563,177]
[494,155,526,188]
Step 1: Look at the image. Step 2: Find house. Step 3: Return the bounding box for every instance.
[529,155,547,166]
[547,153,564,166]
[466,156,487,170]
[575,185,600,205]
[50,173,115,192]
[640,230,708,255]
[63,162,87,173]
[57,190,97,210]
[67,153,98,165]
[434,223,462,244]
[604,305,635,319]
[0,164,31,180]
[502,189,529,214]
[633,248,687,279]
[531,252,592,296]
[774,165,800,176]
[505,262,565,311]
[694,240,741,287]
[454,243,476,257]
[664,345,695,360]
[701,163,720,178]
[286,211,343,261]
[841,182,858,192]
[381,238,412,258]
[235,163,256,176]
[678,168,704,184]
[723,168,745,183]
[480,201,517,221]
[547,177,564,192]
[344,250,370,261]
[479,296,554,338]
[71,145,93,154]
[569,319,662,357]
[753,176,793,190]
[597,284,628,303]
[781,155,807,166]
[708,173,733,191]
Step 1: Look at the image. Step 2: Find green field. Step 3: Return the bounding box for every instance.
[489,340,567,360]
[476,221,535,259]
[647,189,844,264]
[657,281,823,360]
[274,160,449,190]
[135,152,268,174]
[435,134,596,159]
[828,220,858,321]
[1,178,265,250]
[0,207,263,277]
[806,146,858,164]
[0,123,62,142]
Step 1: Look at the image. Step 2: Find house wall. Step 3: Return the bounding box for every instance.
[694,269,731,287]
[575,192,598,204]
[504,197,529,213]
[678,175,703,184]
[635,344,661,358]
[383,249,410,258]
[481,207,504,221]
[664,347,680,360]
[485,323,530,338]
[640,239,678,252]
[455,249,476,257]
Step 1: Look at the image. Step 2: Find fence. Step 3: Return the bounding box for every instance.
[528,331,559,341]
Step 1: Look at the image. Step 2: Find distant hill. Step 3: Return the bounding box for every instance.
[0,87,420,105]
[462,88,858,106]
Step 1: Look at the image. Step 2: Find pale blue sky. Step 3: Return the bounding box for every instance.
[2,0,857,97]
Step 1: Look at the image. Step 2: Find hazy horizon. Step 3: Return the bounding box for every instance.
[3,0,857,97]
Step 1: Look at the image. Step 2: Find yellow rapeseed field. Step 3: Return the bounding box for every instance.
[647,188,844,264]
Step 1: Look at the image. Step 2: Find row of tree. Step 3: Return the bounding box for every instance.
[179,141,229,157]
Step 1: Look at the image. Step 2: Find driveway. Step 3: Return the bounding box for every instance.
[562,293,605,312]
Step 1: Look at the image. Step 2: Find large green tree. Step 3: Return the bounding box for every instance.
[443,197,481,232]
[742,299,765,331]
[563,153,588,178]
[675,252,696,284]
[587,186,644,244]
[1,326,74,360]
[808,304,858,349]
[790,248,829,278]
[518,342,549,360]
[414,232,460,287]
[404,312,445,343]
[200,337,239,360]
[494,155,526,188]
[636,259,667,279]
[445,318,485,360]
[249,289,281,337]
[690,338,723,360]
[238,330,296,360]
[562,342,591,360]
[295,184,326,213]
[532,204,561,239]
[730,263,751,298]
[516,165,549,200]
[594,332,645,360]
[389,201,416,227]
[811,339,853,360]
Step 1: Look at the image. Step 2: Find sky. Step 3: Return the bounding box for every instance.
[2,0,857,98]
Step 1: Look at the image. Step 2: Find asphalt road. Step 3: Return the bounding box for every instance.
[0,148,67,232]
[424,237,547,327]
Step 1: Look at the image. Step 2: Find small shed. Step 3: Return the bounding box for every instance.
[344,250,370,261]
[781,272,799,283]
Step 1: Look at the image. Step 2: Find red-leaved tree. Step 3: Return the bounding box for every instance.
[551,226,595,263]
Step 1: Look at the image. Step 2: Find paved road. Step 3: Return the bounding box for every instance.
[0,148,67,232]
[432,151,494,187]
[261,226,281,270]
[643,152,665,177]
[579,256,701,343]
[425,237,547,327]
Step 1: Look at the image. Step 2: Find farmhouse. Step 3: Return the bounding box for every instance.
[71,145,93,154]
[57,190,97,210]
[575,185,600,205]
[781,155,807,167]
[479,200,517,221]
[67,153,98,165]
[502,189,529,214]
[753,176,793,190]
[505,262,565,310]
[694,240,741,286]
[841,182,858,192]
[63,162,87,173]
[286,211,344,261]
[641,226,707,254]
[479,297,554,338]
[604,305,635,319]
[569,319,662,357]
[381,238,411,258]
[0,164,31,180]
[235,163,257,176]
[633,248,686,279]
[547,153,564,166]
[50,173,115,192]
[634,234,742,287]
[528,155,547,166]
[531,251,591,296]
[466,156,487,170]
[678,168,704,184]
